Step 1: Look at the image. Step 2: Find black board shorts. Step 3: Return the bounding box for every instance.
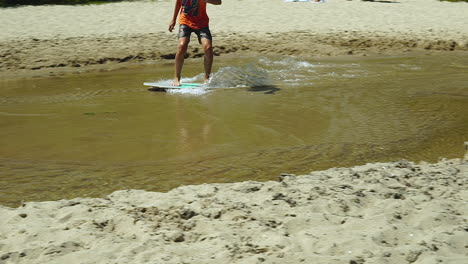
[178,24,212,44]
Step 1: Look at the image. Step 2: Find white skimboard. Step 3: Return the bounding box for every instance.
[144,82,206,89]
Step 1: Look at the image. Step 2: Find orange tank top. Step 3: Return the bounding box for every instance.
[179,0,209,30]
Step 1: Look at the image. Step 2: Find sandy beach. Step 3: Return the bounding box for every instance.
[1,156,467,264]
[1,1,468,263]
[1,0,468,79]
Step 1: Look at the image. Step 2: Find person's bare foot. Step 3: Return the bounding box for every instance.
[172,79,181,86]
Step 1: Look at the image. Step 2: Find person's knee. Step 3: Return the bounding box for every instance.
[203,41,213,52]
[177,41,189,53]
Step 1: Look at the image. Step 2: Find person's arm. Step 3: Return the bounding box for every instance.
[205,0,222,5]
[169,0,182,32]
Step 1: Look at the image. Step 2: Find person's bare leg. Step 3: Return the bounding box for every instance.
[201,38,213,83]
[173,37,190,86]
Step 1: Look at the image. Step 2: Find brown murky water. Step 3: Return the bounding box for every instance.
[1,54,467,207]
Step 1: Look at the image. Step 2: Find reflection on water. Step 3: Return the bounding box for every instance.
[1,54,467,207]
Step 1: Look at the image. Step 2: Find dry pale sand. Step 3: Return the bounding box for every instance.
[1,157,467,264]
[1,0,468,78]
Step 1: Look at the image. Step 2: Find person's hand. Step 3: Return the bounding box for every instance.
[168,20,176,32]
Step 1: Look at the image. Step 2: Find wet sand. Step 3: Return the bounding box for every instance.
[1,0,468,79]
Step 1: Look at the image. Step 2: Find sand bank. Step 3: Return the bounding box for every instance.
[1,0,468,78]
[1,157,467,263]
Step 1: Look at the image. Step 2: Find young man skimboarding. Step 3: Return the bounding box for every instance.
[169,0,222,86]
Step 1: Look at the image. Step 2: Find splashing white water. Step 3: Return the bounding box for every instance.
[207,65,271,88]
[148,57,369,95]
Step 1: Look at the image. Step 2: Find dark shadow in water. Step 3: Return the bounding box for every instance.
[247,85,281,95]
[147,85,281,94]
[147,87,167,92]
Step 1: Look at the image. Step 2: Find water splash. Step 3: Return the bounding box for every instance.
[166,86,209,95]
[147,64,271,95]
[259,57,318,69]
[149,57,369,94]
[208,65,271,88]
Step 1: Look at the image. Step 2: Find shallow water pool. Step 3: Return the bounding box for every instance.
[1,53,467,207]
